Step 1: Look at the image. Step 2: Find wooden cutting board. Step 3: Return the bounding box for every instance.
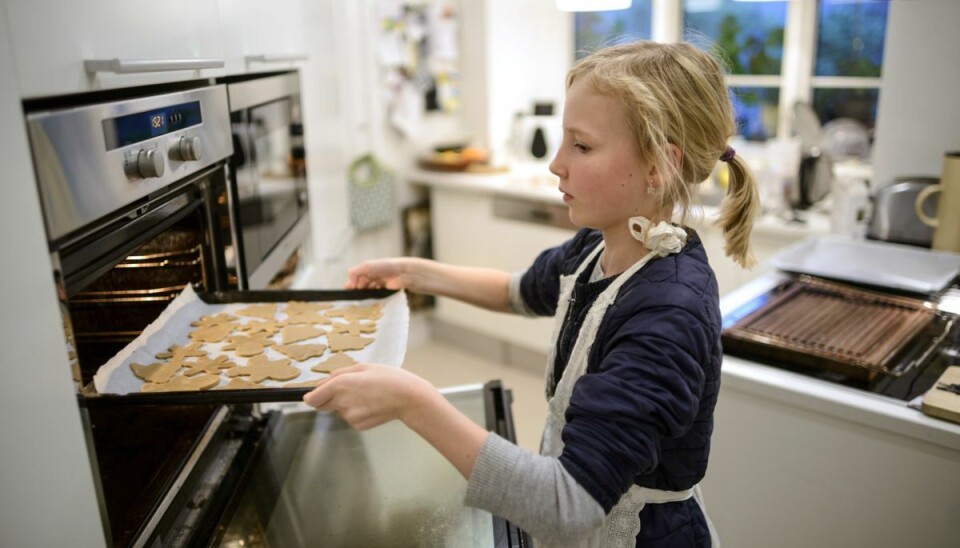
[921,366,960,424]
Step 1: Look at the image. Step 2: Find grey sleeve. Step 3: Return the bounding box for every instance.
[507,271,538,317]
[465,433,605,545]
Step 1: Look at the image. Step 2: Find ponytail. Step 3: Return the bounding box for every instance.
[716,154,760,268]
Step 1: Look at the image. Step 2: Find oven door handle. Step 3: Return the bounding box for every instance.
[84,58,225,74]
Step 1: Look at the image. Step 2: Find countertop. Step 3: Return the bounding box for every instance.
[720,272,960,452]
[410,168,833,240]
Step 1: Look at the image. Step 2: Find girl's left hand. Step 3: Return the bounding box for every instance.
[303,363,436,430]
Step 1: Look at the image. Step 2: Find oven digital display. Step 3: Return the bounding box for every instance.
[103,101,202,150]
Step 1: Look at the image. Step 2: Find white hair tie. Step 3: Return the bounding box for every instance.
[628,216,687,257]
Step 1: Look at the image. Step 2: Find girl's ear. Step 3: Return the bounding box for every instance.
[648,144,682,189]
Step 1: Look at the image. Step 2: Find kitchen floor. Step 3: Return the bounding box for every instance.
[404,322,548,453]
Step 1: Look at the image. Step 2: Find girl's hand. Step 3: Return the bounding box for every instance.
[344,258,411,290]
[303,363,436,431]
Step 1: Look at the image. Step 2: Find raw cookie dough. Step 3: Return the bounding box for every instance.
[191,313,237,328]
[215,378,266,390]
[311,353,357,373]
[182,355,236,376]
[327,332,375,353]
[284,379,322,388]
[329,319,377,337]
[237,319,285,337]
[223,333,275,357]
[188,322,236,343]
[155,343,206,363]
[286,301,334,315]
[326,303,383,322]
[235,304,277,320]
[226,355,300,382]
[274,344,329,361]
[130,361,181,384]
[280,325,323,345]
[141,373,220,393]
[285,310,331,325]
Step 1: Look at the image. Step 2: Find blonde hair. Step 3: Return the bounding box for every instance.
[567,41,760,268]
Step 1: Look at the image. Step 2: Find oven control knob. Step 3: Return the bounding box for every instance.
[174,136,203,162]
[125,148,165,179]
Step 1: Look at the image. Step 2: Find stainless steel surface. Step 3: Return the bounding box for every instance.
[245,53,309,63]
[493,195,576,230]
[247,213,311,289]
[83,58,225,74]
[221,385,496,547]
[174,136,203,162]
[132,407,229,548]
[124,148,165,179]
[226,71,301,112]
[868,177,939,246]
[27,85,232,242]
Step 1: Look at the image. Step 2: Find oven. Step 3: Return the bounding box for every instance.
[221,71,310,290]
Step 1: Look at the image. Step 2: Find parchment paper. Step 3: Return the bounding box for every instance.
[93,285,409,395]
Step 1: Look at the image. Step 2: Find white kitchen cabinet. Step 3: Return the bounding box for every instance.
[219,0,308,76]
[430,186,570,355]
[4,0,225,97]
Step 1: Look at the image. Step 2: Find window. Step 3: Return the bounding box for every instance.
[574,0,652,60]
[571,0,890,142]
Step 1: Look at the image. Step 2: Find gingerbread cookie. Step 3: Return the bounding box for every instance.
[327,332,375,353]
[226,355,300,382]
[130,361,181,384]
[141,373,220,393]
[280,325,323,345]
[329,318,377,337]
[285,310,332,325]
[190,313,237,328]
[311,353,357,373]
[188,322,236,343]
[155,343,206,363]
[235,304,277,320]
[237,319,285,337]
[326,303,383,322]
[182,355,236,376]
[214,378,265,390]
[223,333,275,357]
[274,344,328,361]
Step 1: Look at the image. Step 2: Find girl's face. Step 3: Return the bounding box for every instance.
[549,78,659,232]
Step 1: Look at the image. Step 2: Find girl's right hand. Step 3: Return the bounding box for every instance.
[344,258,411,290]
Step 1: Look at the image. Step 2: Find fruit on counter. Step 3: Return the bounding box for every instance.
[430,146,488,164]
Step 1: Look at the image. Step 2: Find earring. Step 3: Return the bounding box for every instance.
[647,179,659,195]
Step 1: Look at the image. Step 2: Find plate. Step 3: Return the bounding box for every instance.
[769,235,960,294]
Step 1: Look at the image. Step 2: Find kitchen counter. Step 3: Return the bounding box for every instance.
[706,272,960,548]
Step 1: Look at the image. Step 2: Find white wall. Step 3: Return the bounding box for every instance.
[871,0,960,185]
[0,4,107,546]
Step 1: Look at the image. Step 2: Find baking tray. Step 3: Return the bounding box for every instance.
[79,287,403,408]
[722,276,937,381]
[770,235,960,295]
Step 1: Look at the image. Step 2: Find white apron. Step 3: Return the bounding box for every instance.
[538,240,720,548]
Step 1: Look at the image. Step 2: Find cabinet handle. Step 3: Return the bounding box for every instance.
[245,54,309,63]
[84,58,225,74]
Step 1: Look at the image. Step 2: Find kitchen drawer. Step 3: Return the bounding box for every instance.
[6,0,225,97]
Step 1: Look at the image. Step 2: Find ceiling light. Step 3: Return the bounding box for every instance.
[556,0,632,12]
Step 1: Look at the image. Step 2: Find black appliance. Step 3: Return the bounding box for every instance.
[221,71,310,290]
[24,81,527,547]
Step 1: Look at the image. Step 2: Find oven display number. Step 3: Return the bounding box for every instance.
[106,101,203,150]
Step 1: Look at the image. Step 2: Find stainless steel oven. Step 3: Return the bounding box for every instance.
[25,80,528,548]
[222,71,310,289]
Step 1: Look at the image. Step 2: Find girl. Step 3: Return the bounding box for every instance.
[304,41,759,547]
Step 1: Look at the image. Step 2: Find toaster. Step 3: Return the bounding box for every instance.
[867,177,940,246]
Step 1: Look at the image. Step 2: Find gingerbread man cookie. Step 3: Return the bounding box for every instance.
[286,301,334,315]
[274,344,329,361]
[223,333,275,357]
[181,355,236,376]
[190,313,237,328]
[214,378,265,390]
[329,318,377,337]
[155,343,206,363]
[326,303,383,322]
[234,304,277,320]
[237,319,285,337]
[141,373,220,393]
[226,355,301,383]
[285,310,332,325]
[188,322,236,343]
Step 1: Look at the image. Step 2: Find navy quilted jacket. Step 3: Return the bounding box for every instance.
[519,228,722,547]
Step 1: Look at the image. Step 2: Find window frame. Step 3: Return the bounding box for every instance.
[651,0,883,140]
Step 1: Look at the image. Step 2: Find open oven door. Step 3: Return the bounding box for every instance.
[206,381,531,548]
